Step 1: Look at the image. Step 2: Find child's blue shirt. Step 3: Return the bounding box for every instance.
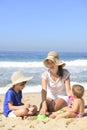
[3,88,22,117]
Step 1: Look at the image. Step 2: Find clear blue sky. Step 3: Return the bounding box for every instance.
[0,0,87,52]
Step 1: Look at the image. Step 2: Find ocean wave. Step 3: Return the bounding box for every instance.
[66,59,87,66]
[0,85,42,94]
[0,61,44,68]
[0,59,87,68]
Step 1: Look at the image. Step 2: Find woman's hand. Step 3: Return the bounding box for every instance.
[39,101,47,114]
[40,107,47,115]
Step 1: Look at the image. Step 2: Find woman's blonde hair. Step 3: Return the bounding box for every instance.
[72,84,84,98]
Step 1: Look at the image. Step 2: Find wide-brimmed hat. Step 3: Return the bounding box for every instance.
[43,51,66,67]
[10,71,33,86]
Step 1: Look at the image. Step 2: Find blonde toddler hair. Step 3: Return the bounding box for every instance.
[72,84,84,98]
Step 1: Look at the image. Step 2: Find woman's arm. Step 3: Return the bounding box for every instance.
[40,78,47,114]
[65,77,72,96]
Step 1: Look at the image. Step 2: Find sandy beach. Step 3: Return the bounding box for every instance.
[0,92,87,130]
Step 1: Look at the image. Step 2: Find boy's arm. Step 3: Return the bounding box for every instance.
[8,102,29,110]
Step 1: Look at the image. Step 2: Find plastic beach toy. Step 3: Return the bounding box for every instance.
[37,114,47,120]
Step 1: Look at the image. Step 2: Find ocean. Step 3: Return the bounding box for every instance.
[0,51,87,94]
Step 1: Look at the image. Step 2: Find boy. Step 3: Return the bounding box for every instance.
[3,71,37,119]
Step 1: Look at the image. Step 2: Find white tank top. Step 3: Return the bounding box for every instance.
[42,69,70,96]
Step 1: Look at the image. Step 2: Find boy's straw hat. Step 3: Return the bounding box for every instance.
[43,51,65,68]
[10,71,33,86]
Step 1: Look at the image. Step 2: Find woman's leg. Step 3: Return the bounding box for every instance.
[46,98,55,112]
[39,98,54,113]
[54,98,67,111]
[47,98,67,112]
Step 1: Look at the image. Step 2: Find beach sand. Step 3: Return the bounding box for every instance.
[0,92,87,130]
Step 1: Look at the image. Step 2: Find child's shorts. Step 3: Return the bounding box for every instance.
[8,111,16,118]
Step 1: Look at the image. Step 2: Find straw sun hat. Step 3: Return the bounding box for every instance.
[43,51,65,68]
[10,71,33,86]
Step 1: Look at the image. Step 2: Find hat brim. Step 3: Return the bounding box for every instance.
[7,76,33,88]
[11,76,33,86]
[43,57,65,68]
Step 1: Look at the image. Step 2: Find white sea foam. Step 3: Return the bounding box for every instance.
[0,61,44,68]
[66,59,87,66]
[0,59,87,68]
[0,85,42,94]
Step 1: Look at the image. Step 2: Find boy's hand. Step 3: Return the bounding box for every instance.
[24,103,30,109]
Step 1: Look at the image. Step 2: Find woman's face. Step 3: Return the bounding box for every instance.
[47,59,58,73]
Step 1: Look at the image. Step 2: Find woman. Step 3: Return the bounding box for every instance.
[39,51,71,115]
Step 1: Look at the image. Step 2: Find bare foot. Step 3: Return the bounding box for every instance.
[22,115,28,120]
[49,113,56,119]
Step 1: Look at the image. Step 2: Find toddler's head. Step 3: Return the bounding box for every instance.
[72,84,84,98]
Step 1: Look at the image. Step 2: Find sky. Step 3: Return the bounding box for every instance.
[0,0,87,52]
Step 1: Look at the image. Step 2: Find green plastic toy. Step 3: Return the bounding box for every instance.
[37,114,47,120]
